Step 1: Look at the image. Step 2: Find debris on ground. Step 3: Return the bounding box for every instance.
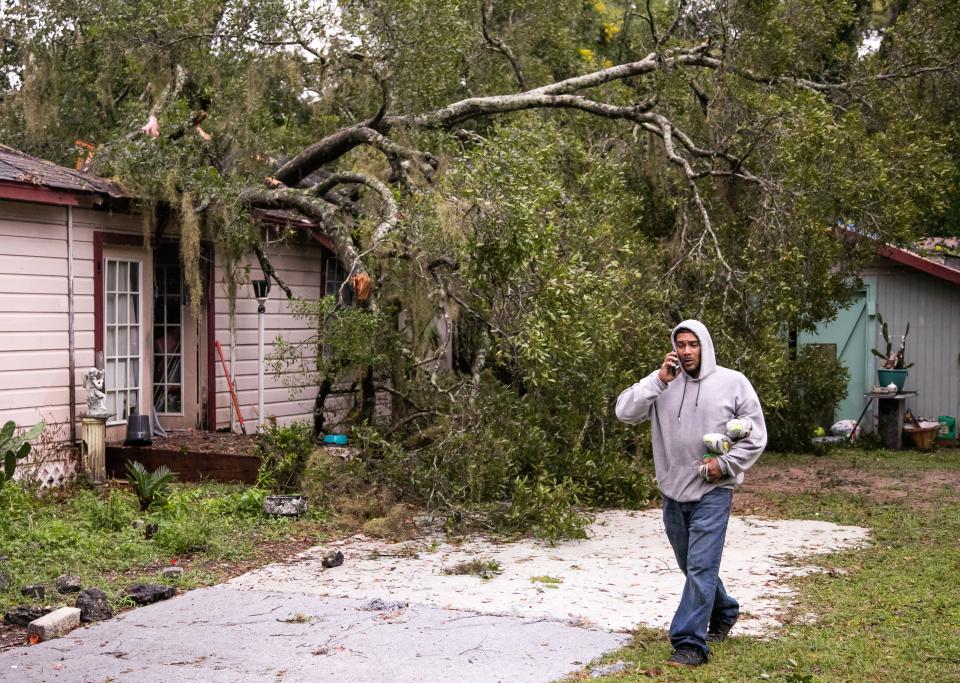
[20,584,45,600]
[321,549,344,568]
[27,607,81,642]
[361,598,409,612]
[4,606,53,627]
[125,584,177,605]
[162,567,184,578]
[76,588,112,622]
[55,575,82,593]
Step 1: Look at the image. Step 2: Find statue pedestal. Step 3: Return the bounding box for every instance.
[81,414,108,482]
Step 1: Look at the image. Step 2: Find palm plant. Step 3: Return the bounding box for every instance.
[125,461,176,511]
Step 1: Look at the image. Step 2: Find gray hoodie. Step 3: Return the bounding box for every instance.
[615,319,767,502]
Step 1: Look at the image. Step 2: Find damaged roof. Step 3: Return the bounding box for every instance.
[0,144,126,199]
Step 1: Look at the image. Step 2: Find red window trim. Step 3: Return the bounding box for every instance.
[93,231,217,431]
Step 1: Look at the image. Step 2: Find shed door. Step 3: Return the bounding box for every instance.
[799,278,877,423]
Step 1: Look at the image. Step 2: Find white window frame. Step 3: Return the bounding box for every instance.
[103,257,144,426]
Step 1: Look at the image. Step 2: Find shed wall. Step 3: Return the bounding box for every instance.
[864,259,960,422]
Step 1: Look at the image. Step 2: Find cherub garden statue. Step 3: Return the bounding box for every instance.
[83,367,109,417]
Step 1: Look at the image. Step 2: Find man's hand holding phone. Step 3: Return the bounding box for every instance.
[658,351,682,384]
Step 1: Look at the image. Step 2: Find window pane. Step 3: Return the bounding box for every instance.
[105,360,116,390]
[106,292,116,325]
[106,392,116,419]
[130,292,139,325]
[107,260,117,294]
[118,327,128,356]
[106,328,116,356]
[166,356,180,383]
[130,326,139,355]
[166,298,180,324]
[129,358,139,389]
[117,360,127,390]
[129,390,139,416]
[129,263,139,293]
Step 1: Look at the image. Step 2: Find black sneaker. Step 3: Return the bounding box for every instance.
[707,615,738,642]
[667,647,708,667]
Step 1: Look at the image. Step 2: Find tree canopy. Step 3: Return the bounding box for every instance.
[2,0,958,530]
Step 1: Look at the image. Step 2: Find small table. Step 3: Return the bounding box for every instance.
[861,391,917,449]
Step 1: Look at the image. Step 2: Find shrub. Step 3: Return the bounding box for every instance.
[125,461,176,511]
[254,420,313,493]
[767,345,850,452]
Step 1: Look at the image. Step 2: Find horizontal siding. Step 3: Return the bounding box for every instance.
[0,201,141,436]
[214,243,327,429]
[874,266,960,423]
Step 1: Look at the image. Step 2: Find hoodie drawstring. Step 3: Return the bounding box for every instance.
[677,378,687,421]
[677,377,702,421]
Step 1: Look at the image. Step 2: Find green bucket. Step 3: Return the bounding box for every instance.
[937,416,956,441]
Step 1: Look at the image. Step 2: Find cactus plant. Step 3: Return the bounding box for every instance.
[870,312,914,370]
[0,420,45,489]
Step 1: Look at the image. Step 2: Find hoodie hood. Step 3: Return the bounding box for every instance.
[672,319,717,382]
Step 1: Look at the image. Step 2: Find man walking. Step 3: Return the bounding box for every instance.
[615,320,767,667]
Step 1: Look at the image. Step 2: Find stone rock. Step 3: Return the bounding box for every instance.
[161,566,184,578]
[144,522,159,539]
[55,575,82,593]
[4,606,53,627]
[20,584,45,600]
[125,583,176,605]
[321,549,344,569]
[131,519,145,530]
[589,660,634,678]
[76,588,113,622]
[27,607,81,641]
[263,495,309,516]
[361,598,408,612]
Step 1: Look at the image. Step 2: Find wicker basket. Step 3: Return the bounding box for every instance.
[903,425,940,451]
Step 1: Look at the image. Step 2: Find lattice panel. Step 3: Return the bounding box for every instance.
[14,457,79,489]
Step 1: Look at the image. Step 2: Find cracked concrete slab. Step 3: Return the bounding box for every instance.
[231,510,870,634]
[0,587,626,682]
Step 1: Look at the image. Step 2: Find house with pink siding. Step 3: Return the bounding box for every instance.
[0,144,356,453]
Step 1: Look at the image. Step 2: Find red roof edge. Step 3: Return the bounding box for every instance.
[877,243,960,286]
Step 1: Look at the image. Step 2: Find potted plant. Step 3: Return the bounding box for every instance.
[871,311,913,392]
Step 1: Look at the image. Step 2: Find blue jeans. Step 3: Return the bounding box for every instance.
[662,487,739,655]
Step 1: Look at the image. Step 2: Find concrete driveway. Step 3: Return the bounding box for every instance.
[0,510,868,682]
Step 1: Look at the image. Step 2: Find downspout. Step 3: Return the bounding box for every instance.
[67,206,77,445]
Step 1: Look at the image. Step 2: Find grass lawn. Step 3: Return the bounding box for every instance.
[0,480,328,649]
[583,447,960,682]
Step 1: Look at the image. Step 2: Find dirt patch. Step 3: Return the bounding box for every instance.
[146,430,256,456]
[734,457,960,516]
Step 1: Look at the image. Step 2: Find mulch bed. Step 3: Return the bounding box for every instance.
[142,430,257,456]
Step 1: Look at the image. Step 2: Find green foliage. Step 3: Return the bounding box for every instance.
[499,475,591,542]
[0,420,44,489]
[125,461,177,511]
[254,420,314,493]
[73,488,137,532]
[0,480,306,615]
[767,345,850,452]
